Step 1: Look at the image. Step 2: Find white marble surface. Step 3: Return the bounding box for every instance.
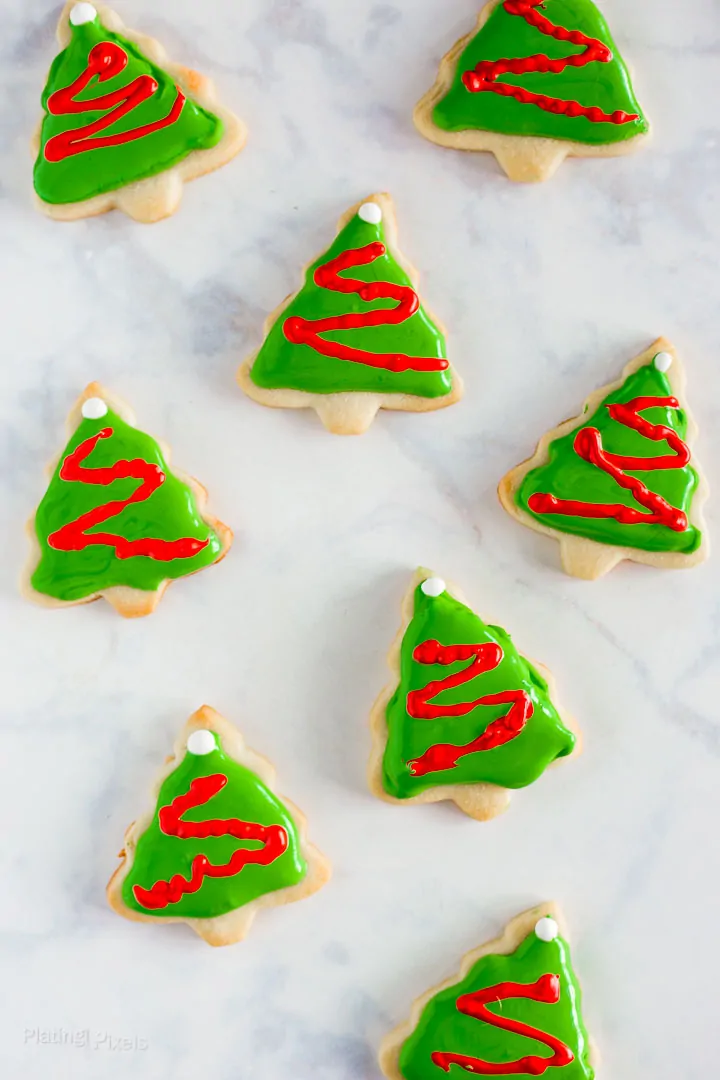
[1,1,718,1077]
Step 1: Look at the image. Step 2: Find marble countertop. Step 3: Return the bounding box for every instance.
[1,1,718,1077]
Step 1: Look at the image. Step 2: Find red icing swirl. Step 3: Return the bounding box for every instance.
[132,773,288,910]
[462,0,639,126]
[283,242,449,373]
[528,396,691,531]
[432,975,574,1075]
[406,641,532,777]
[48,427,210,561]
[44,41,185,163]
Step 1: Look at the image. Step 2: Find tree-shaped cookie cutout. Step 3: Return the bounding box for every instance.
[369,571,578,821]
[107,706,330,945]
[33,3,245,222]
[499,339,709,579]
[238,194,463,434]
[24,383,231,617]
[415,0,649,182]
[380,904,597,1079]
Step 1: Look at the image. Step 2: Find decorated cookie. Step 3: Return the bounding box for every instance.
[23,382,231,618]
[499,339,709,579]
[33,3,245,222]
[414,0,649,182]
[107,706,330,945]
[237,193,463,435]
[379,903,597,1079]
[368,571,578,821]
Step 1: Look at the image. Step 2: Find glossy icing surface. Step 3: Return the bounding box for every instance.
[398,927,594,1079]
[34,13,222,204]
[122,733,307,919]
[433,0,647,145]
[516,361,701,553]
[282,242,449,375]
[250,207,452,397]
[382,584,575,799]
[31,404,223,601]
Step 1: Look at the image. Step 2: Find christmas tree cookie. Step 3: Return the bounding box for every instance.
[414,0,649,182]
[380,903,597,1079]
[238,194,463,434]
[107,706,330,945]
[23,382,232,617]
[33,3,246,222]
[499,339,709,579]
[369,571,578,821]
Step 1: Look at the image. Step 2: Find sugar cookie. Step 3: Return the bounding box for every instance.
[499,339,709,579]
[369,571,579,821]
[238,194,463,435]
[414,0,649,182]
[379,903,597,1079]
[24,382,231,617]
[33,3,245,222]
[107,705,331,946]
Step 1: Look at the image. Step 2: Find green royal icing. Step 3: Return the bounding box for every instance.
[122,734,307,919]
[399,927,594,1079]
[34,13,223,204]
[249,209,452,398]
[31,405,223,602]
[517,361,702,554]
[433,0,647,146]
[382,584,575,799]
